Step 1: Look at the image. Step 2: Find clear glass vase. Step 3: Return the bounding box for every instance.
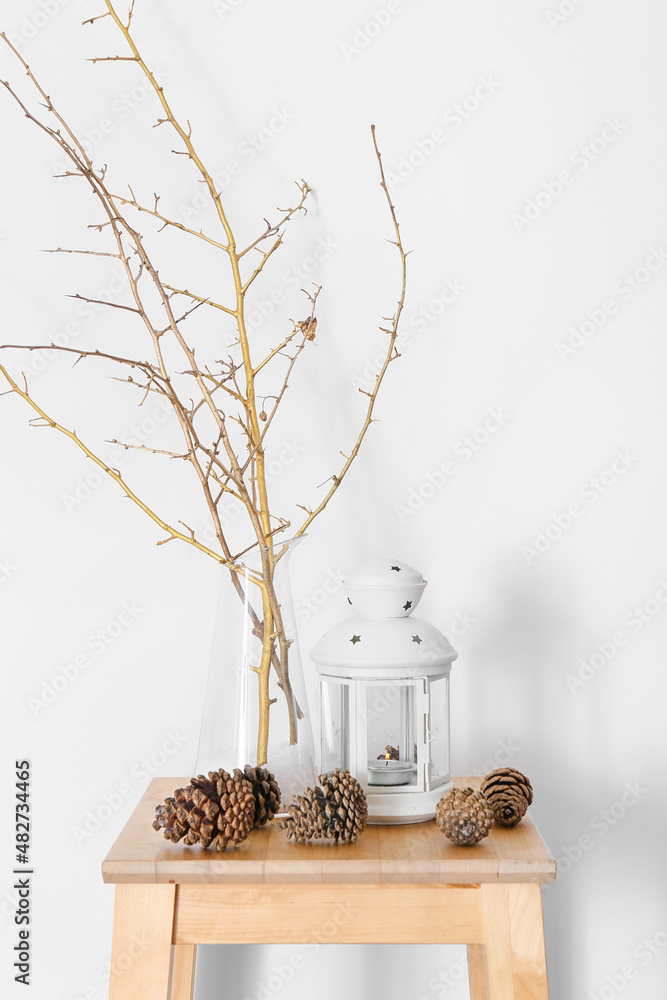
[195,535,317,804]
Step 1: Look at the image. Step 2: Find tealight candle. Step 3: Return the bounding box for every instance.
[367,759,414,786]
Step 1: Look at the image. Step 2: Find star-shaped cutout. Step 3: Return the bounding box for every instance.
[411,634,422,644]
[391,565,401,572]
[350,634,361,644]
[403,600,412,611]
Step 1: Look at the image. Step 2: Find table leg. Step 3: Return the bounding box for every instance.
[171,945,197,1000]
[481,883,549,999]
[467,944,488,999]
[109,883,176,1000]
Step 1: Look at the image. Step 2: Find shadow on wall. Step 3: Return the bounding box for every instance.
[467,564,660,999]
[462,565,583,750]
[541,769,660,1000]
[456,563,583,999]
[194,942,472,1000]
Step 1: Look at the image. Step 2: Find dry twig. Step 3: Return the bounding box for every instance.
[0,9,408,765]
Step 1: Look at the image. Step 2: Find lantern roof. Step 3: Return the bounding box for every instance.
[344,557,424,588]
[343,558,427,618]
[313,557,457,676]
[311,616,457,677]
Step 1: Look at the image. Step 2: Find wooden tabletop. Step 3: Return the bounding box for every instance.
[102,776,555,886]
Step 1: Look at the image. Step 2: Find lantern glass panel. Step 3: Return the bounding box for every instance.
[320,679,350,773]
[426,676,450,790]
[365,681,418,787]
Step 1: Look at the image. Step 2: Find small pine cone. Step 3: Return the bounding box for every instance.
[320,769,368,844]
[481,767,533,827]
[435,787,493,846]
[280,790,326,843]
[152,769,256,851]
[280,769,368,845]
[242,764,281,826]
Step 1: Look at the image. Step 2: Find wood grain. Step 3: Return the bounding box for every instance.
[170,945,196,1000]
[481,883,550,999]
[467,943,489,999]
[482,884,516,999]
[506,884,549,1000]
[102,777,556,886]
[108,884,175,1000]
[172,883,485,945]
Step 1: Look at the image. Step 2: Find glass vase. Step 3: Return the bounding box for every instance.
[195,535,316,804]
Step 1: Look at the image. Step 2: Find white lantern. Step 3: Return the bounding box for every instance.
[311,558,457,824]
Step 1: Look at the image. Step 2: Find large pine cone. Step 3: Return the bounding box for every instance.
[242,764,281,825]
[481,767,533,827]
[435,787,493,846]
[280,769,368,844]
[152,769,256,851]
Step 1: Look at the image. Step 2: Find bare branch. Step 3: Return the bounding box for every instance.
[239,180,311,258]
[42,247,122,259]
[0,363,235,566]
[82,12,111,25]
[253,284,321,377]
[88,55,138,63]
[0,343,161,376]
[66,292,141,315]
[107,439,188,460]
[101,1,237,251]
[242,236,283,293]
[1,19,409,766]
[294,126,407,537]
[170,297,207,327]
[252,328,300,377]
[115,189,230,252]
[163,283,236,318]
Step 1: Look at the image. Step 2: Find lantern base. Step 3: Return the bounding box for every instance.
[365,781,453,825]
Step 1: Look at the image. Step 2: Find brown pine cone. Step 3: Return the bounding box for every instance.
[280,769,368,844]
[242,764,281,826]
[320,769,368,843]
[481,767,533,827]
[152,768,256,851]
[435,787,493,846]
[280,789,325,842]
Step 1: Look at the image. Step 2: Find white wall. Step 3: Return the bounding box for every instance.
[2,2,666,999]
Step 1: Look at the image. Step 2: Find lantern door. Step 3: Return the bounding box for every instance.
[319,676,352,774]
[424,674,450,791]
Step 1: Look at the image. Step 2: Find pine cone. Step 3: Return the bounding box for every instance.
[242,764,281,825]
[152,768,256,851]
[481,767,533,827]
[435,787,493,846]
[280,769,368,844]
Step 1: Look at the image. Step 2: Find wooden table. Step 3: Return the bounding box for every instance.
[102,777,556,1000]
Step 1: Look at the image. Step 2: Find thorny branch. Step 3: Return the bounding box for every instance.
[0,8,409,766]
[293,125,408,537]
